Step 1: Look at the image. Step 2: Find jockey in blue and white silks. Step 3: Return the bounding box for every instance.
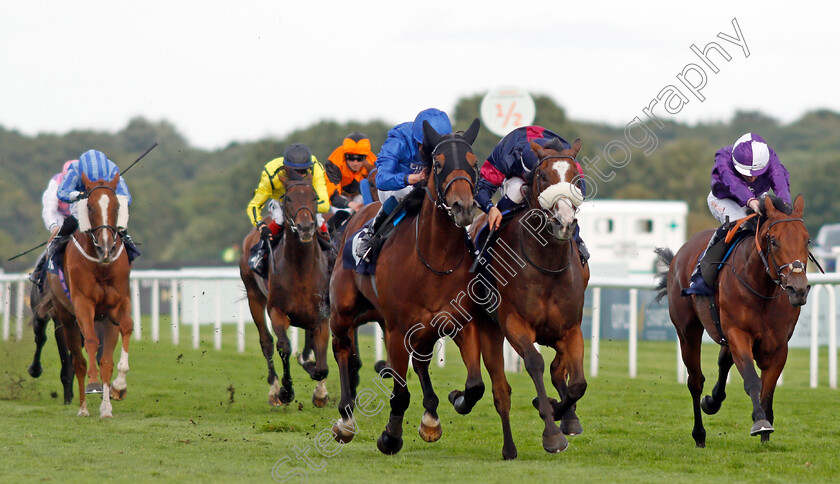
[57,150,132,205]
[50,149,140,263]
[476,125,589,264]
[354,108,453,262]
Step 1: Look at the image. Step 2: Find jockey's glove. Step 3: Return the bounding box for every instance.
[258,223,271,240]
[68,191,83,202]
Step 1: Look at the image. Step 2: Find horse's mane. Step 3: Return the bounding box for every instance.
[543,138,566,152]
[756,194,793,218]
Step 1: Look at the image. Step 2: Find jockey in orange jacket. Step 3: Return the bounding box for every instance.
[324,132,376,214]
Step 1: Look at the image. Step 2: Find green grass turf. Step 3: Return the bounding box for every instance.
[1,318,837,483]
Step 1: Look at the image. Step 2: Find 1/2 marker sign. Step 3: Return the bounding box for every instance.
[480,86,536,137]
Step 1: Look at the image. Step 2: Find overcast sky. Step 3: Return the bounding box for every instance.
[1,1,837,150]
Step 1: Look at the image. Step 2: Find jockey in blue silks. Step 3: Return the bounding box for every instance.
[684,132,791,296]
[50,149,140,262]
[355,108,452,262]
[475,125,590,265]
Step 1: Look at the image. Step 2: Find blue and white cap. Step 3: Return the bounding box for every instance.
[731,133,770,177]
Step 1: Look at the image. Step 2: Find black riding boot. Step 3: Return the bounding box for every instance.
[355,204,391,262]
[248,229,272,279]
[684,222,730,296]
[573,225,590,266]
[48,217,79,259]
[118,229,142,263]
[30,251,48,291]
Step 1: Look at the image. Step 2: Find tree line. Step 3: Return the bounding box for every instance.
[2,94,838,271]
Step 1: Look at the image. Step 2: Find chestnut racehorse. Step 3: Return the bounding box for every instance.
[240,170,331,407]
[46,173,133,418]
[330,119,518,459]
[471,139,589,453]
[656,194,811,446]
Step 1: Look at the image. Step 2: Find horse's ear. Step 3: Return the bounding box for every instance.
[792,194,805,217]
[108,173,120,189]
[570,138,582,157]
[423,120,442,149]
[81,171,93,190]
[763,194,775,215]
[530,141,546,160]
[463,118,481,145]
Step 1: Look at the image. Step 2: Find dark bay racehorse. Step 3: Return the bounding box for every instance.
[656,194,810,446]
[240,170,331,407]
[46,173,134,417]
[471,139,589,453]
[330,119,518,459]
[28,273,75,404]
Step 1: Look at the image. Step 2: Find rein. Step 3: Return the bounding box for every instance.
[413,211,465,276]
[517,221,573,274]
[721,216,807,299]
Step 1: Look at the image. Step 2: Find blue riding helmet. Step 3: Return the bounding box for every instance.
[412,108,452,144]
[283,143,313,169]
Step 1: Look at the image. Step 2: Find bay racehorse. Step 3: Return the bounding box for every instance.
[470,139,589,453]
[45,173,133,417]
[240,169,331,407]
[330,119,518,459]
[655,194,810,446]
[27,267,75,404]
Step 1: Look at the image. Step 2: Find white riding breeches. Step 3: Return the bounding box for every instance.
[501,176,526,204]
[377,185,414,204]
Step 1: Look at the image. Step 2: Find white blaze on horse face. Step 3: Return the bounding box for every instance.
[97,195,113,248]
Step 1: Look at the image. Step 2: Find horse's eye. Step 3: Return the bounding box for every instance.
[539,172,547,181]
[769,237,778,247]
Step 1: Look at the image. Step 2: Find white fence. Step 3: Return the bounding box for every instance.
[2,270,838,388]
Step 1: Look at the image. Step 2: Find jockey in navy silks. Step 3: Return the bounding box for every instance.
[50,149,140,262]
[684,133,791,296]
[475,125,590,265]
[355,108,453,262]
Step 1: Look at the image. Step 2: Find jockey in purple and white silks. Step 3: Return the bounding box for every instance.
[50,149,140,262]
[475,125,590,265]
[684,133,791,296]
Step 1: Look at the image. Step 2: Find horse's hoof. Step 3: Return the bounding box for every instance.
[502,445,518,460]
[373,360,391,376]
[268,393,285,407]
[278,387,295,404]
[100,404,113,419]
[376,432,403,455]
[750,419,774,437]
[695,442,706,448]
[418,413,442,443]
[700,395,721,415]
[86,382,103,394]
[542,430,569,454]
[560,418,583,436]
[77,408,89,417]
[28,363,43,378]
[111,386,127,401]
[332,421,355,444]
[312,393,329,408]
[448,390,472,415]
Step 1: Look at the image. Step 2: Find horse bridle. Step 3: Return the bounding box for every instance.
[77,185,122,262]
[281,181,319,234]
[531,154,582,238]
[756,217,808,289]
[427,137,477,218]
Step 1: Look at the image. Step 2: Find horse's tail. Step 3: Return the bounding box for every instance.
[653,247,674,303]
